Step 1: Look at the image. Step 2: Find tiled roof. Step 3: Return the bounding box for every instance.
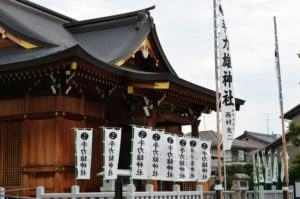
[236,131,278,144]
[198,130,257,149]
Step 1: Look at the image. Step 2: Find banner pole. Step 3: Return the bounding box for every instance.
[273,16,289,198]
[161,181,162,191]
[102,128,106,192]
[213,1,223,198]
[74,128,77,185]
[129,127,134,185]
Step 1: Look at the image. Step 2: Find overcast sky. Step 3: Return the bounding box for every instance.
[32,0,300,137]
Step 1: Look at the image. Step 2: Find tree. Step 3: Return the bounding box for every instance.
[288,122,300,182]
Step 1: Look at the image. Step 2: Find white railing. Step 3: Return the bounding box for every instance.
[203,191,235,199]
[256,185,294,199]
[34,184,203,199]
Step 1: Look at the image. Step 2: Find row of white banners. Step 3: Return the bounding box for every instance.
[253,149,289,184]
[75,127,212,182]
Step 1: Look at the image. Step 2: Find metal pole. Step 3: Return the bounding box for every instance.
[223,150,227,191]
[273,16,289,199]
[74,128,77,185]
[103,128,106,192]
[129,127,134,184]
[213,0,223,198]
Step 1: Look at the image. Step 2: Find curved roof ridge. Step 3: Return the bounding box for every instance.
[15,0,76,22]
[64,6,155,28]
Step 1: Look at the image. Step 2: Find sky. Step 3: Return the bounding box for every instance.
[32,0,300,137]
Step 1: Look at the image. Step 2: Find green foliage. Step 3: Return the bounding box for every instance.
[288,122,300,147]
[291,153,300,180]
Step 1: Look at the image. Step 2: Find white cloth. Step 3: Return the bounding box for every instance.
[104,128,122,180]
[76,129,93,179]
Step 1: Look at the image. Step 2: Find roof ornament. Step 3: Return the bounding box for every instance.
[135,11,150,30]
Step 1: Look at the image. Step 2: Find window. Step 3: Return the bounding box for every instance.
[238,150,245,161]
[0,121,22,186]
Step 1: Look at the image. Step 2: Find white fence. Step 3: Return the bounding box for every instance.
[35,184,203,199]
[246,186,294,199]
[0,185,295,199]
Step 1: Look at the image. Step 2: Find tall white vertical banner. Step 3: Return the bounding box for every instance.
[198,141,211,182]
[176,137,190,181]
[76,129,93,179]
[273,150,278,182]
[104,128,122,180]
[162,134,178,181]
[266,150,272,183]
[131,127,151,180]
[257,151,264,183]
[280,151,289,183]
[253,154,258,184]
[148,130,164,180]
[218,0,236,150]
[188,138,201,181]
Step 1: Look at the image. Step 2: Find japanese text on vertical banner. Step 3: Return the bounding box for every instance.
[104,128,122,180]
[131,127,151,180]
[257,150,264,183]
[253,154,258,184]
[76,129,93,180]
[273,151,278,183]
[148,130,164,180]
[266,151,272,183]
[218,0,236,150]
[176,137,190,181]
[162,135,178,181]
[198,141,211,182]
[189,138,200,181]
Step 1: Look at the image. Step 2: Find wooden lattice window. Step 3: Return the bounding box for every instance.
[0,121,22,186]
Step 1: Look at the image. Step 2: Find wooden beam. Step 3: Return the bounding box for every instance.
[156,111,194,125]
[0,26,37,49]
[128,82,169,90]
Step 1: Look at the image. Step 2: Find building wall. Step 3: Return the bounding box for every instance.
[291,114,300,123]
[0,93,105,194]
[238,137,266,150]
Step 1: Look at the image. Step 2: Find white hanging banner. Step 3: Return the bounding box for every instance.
[253,154,258,184]
[104,128,122,180]
[218,0,236,151]
[266,150,272,183]
[262,150,267,181]
[147,130,164,180]
[176,137,190,181]
[131,127,151,180]
[76,128,93,180]
[272,150,278,182]
[162,134,178,181]
[280,151,289,183]
[257,150,264,183]
[188,138,201,181]
[198,141,211,182]
[280,151,284,182]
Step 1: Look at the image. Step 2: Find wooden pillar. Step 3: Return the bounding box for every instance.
[22,92,30,196]
[191,120,200,137]
[147,108,158,191]
[55,90,64,193]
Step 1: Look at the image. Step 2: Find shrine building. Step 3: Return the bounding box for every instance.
[0,0,244,195]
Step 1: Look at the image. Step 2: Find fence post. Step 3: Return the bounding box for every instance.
[173,184,180,199]
[0,187,5,199]
[71,185,80,199]
[289,186,293,199]
[36,186,45,199]
[196,185,203,199]
[146,184,154,199]
[127,184,136,199]
[258,186,264,199]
